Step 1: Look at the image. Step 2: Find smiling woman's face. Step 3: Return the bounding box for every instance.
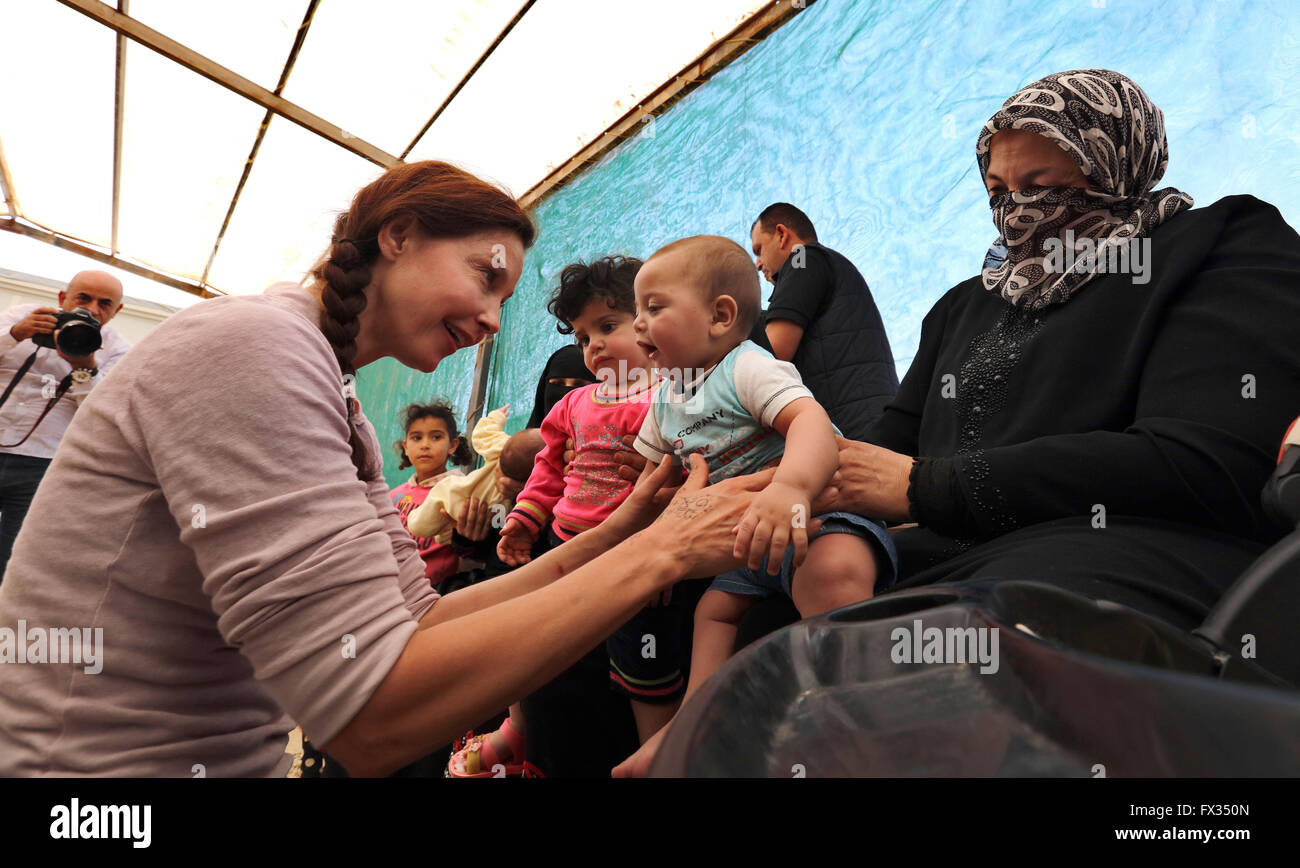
[984,129,1089,198]
[357,224,525,373]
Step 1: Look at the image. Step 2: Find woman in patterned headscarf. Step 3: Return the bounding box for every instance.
[975,68,1194,310]
[814,69,1300,633]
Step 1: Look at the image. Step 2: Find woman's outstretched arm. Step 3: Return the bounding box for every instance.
[325,456,775,776]
[416,456,683,627]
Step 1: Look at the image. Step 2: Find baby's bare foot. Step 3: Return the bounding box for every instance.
[612,726,667,777]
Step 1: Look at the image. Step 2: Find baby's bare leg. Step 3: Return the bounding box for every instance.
[790,533,878,619]
[684,589,756,696]
[630,700,678,745]
[612,589,757,777]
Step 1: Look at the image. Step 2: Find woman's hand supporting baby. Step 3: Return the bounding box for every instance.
[443,497,492,542]
[816,437,914,524]
[336,453,774,775]
[618,435,914,525]
[643,454,779,581]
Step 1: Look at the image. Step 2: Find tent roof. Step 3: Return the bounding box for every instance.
[1,0,794,298]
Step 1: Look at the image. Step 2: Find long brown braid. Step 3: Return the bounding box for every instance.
[310,161,535,481]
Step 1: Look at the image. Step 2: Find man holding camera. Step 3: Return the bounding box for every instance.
[0,270,131,578]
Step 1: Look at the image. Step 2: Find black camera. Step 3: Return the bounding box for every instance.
[33,308,102,357]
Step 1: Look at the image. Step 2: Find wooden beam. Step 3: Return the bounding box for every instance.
[400,0,536,160]
[0,218,221,299]
[110,0,128,254]
[201,0,321,287]
[57,0,400,168]
[518,0,811,211]
[466,334,495,444]
[0,134,19,219]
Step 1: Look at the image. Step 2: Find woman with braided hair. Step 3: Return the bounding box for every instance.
[0,160,774,777]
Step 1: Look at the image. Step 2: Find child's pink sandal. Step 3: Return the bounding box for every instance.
[447,718,533,778]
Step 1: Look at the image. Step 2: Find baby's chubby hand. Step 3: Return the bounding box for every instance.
[496,517,537,566]
[732,481,811,574]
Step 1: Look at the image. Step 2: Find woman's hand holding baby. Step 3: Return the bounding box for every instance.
[612,434,648,481]
[815,437,914,523]
[443,497,492,542]
[642,454,781,580]
[598,452,686,541]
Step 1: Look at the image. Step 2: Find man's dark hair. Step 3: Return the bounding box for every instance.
[752,203,818,243]
[546,255,643,336]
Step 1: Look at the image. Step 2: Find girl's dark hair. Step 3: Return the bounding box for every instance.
[312,161,535,481]
[394,400,474,470]
[546,255,642,336]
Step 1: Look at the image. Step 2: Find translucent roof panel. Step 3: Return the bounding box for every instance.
[0,231,203,311]
[117,44,268,280]
[0,0,116,246]
[207,116,383,294]
[2,0,776,296]
[128,0,306,92]
[407,0,768,195]
[281,0,529,156]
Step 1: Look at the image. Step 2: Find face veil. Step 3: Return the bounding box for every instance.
[528,344,596,428]
[975,69,1193,311]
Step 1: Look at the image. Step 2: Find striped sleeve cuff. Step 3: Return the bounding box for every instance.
[508,500,547,537]
[757,384,812,428]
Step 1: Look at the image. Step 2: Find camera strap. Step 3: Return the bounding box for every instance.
[0,349,75,448]
[0,350,41,410]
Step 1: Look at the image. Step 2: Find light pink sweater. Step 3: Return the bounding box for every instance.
[0,283,438,777]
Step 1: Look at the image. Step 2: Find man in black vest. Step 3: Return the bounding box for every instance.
[751,203,898,440]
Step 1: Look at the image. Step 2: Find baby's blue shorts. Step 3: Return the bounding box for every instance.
[709,511,899,599]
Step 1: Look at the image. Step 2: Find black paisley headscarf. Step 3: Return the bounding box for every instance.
[975,69,1194,310]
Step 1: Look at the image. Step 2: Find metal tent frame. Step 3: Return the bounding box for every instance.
[1,0,808,298]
